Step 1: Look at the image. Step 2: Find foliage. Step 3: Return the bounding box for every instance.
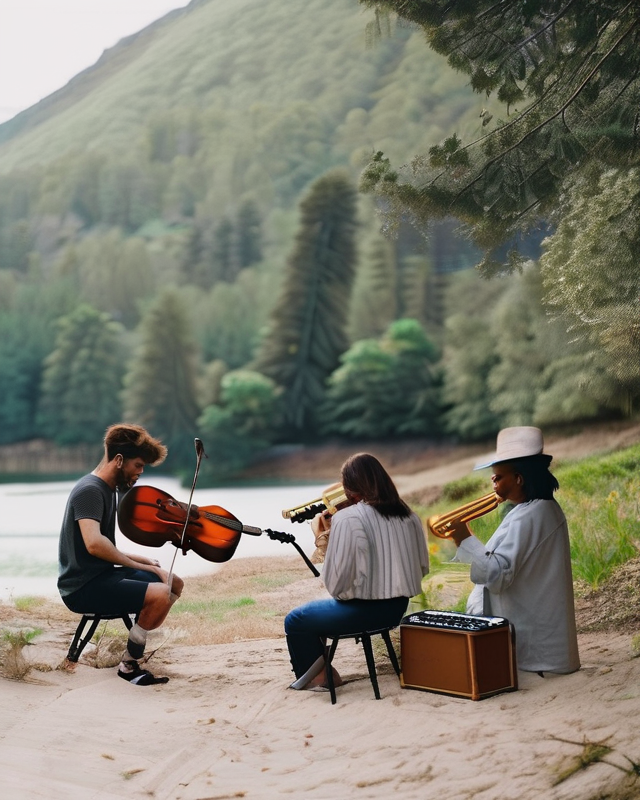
[360,1,640,261]
[540,166,640,407]
[188,267,276,370]
[198,369,281,482]
[0,281,77,444]
[321,318,441,438]
[122,288,200,468]
[441,264,622,441]
[0,627,41,680]
[254,170,359,437]
[441,269,506,440]
[37,305,126,445]
[0,0,636,455]
[348,233,398,341]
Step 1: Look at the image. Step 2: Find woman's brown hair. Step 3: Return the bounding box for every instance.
[341,453,411,518]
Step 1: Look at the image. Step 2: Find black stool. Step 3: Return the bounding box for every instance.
[324,626,401,704]
[66,613,136,663]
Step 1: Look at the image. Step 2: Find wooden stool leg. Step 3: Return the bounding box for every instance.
[360,633,381,699]
[382,630,401,676]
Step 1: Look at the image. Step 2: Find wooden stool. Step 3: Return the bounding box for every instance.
[66,613,136,663]
[324,626,401,704]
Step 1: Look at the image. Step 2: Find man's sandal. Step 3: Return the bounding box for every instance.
[118,659,169,686]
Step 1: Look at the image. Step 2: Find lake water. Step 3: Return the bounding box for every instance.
[0,476,325,601]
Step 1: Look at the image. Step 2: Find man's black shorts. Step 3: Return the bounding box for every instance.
[62,568,163,615]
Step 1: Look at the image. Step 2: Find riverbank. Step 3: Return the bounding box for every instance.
[3,419,640,799]
[1,554,640,800]
[4,418,639,485]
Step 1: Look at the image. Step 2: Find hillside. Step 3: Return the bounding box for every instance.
[0,0,629,469]
[0,0,485,174]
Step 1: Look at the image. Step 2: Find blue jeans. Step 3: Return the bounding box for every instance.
[284,596,409,679]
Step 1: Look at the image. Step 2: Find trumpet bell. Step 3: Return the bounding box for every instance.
[427,492,503,539]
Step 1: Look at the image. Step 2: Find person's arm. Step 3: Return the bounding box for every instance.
[78,519,168,582]
[125,552,161,568]
[322,513,360,599]
[455,509,537,593]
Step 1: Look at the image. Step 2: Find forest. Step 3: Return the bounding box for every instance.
[0,0,636,480]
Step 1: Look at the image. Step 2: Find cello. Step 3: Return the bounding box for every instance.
[117,483,262,563]
[117,438,319,576]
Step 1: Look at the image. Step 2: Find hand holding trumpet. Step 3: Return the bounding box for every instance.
[426,492,503,543]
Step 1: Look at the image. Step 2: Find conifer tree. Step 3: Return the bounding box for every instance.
[254,170,358,437]
[122,288,201,467]
[349,234,397,341]
[37,305,126,445]
[236,198,263,268]
[360,1,640,266]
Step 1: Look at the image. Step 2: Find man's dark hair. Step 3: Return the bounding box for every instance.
[341,452,411,518]
[104,423,167,466]
[503,454,559,501]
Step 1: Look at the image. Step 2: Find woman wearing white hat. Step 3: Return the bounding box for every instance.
[449,427,580,675]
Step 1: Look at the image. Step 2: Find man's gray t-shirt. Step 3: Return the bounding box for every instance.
[58,474,118,597]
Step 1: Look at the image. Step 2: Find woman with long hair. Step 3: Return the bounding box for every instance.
[285,453,429,691]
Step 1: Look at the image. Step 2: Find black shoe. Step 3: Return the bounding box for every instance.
[118,660,169,686]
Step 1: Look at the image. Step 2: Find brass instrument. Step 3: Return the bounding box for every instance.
[282,483,349,524]
[427,492,504,539]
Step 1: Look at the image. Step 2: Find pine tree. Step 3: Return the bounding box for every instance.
[254,170,359,437]
[37,305,126,445]
[360,1,640,265]
[122,288,201,467]
[349,234,397,341]
[540,166,640,408]
[236,198,263,268]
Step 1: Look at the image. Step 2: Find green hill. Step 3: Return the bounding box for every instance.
[1,0,622,460]
[0,0,491,300]
[0,0,483,177]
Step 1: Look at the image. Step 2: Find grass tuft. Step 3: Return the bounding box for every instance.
[551,736,613,785]
[0,627,42,680]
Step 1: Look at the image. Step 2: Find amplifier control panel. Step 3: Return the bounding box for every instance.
[401,609,508,632]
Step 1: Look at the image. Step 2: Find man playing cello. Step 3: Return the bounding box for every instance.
[58,423,183,685]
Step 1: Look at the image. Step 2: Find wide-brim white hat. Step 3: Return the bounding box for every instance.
[474,426,547,470]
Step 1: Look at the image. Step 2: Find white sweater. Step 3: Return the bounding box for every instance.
[322,502,429,601]
[457,499,580,673]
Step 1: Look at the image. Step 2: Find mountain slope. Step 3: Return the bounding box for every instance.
[0,0,482,175]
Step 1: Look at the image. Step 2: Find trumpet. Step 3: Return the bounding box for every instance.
[427,492,504,539]
[282,483,350,524]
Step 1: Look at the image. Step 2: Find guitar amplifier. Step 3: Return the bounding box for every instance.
[400,610,518,701]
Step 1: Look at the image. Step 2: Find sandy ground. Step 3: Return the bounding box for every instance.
[2,420,640,800]
[2,552,640,800]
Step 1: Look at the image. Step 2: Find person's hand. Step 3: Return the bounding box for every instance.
[148,564,170,583]
[448,520,472,547]
[311,511,332,537]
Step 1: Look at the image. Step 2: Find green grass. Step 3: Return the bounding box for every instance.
[414,443,640,596]
[12,596,47,613]
[172,595,257,623]
[1,628,42,646]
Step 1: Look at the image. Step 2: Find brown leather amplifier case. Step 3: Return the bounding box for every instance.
[400,610,518,701]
